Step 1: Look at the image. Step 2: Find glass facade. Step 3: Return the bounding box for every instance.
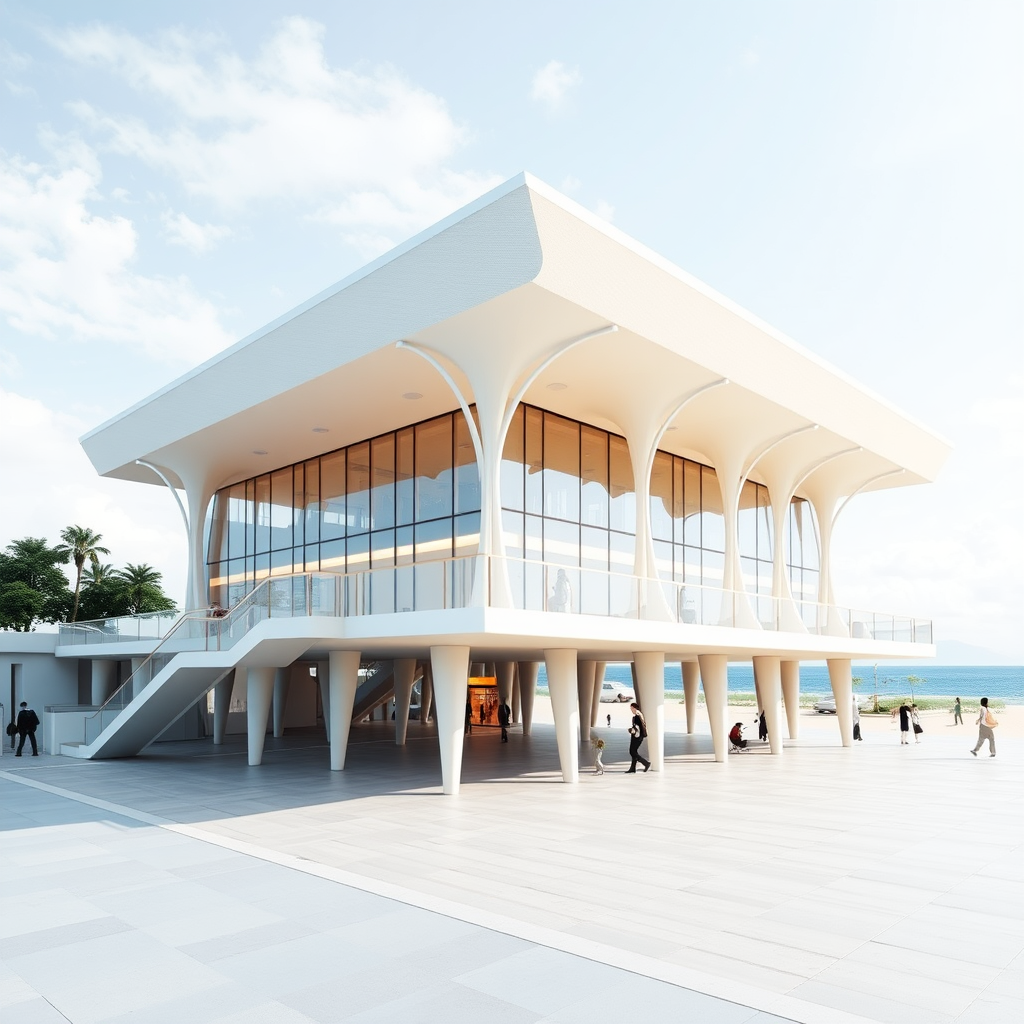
[206,402,820,610]
[206,410,481,608]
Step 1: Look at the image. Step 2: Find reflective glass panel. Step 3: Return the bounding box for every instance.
[609,436,635,534]
[501,405,525,512]
[371,435,395,530]
[581,426,608,527]
[650,451,673,541]
[320,451,345,541]
[454,413,481,514]
[304,459,320,545]
[347,442,371,535]
[700,465,724,552]
[415,416,453,521]
[254,475,271,554]
[525,407,543,515]
[270,468,293,550]
[543,413,580,522]
[396,428,414,526]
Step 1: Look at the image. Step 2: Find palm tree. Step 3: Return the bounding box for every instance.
[56,526,110,622]
[82,562,115,586]
[114,563,172,615]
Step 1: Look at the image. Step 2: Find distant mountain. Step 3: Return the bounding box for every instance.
[934,640,1020,666]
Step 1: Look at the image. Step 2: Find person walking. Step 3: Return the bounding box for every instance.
[625,702,650,773]
[953,697,963,725]
[464,701,473,735]
[757,709,768,743]
[896,702,910,744]
[970,697,997,757]
[15,701,40,756]
[852,694,862,741]
[497,701,510,742]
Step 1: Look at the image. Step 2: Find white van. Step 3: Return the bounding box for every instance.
[599,680,635,703]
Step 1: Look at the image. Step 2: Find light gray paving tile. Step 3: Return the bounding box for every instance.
[343,979,542,1024]
[788,979,955,1024]
[179,919,317,962]
[0,995,71,1023]
[0,915,130,959]
[97,981,277,1024]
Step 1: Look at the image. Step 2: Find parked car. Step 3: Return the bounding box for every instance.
[599,680,635,703]
[813,696,871,714]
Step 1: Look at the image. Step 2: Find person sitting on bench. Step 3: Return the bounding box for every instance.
[729,722,748,750]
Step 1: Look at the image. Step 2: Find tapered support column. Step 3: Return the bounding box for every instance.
[827,658,854,747]
[91,659,117,706]
[633,652,665,772]
[682,661,700,735]
[272,668,290,738]
[421,663,433,725]
[591,663,606,727]
[393,658,417,746]
[698,654,729,763]
[495,662,514,709]
[246,666,275,766]
[328,650,360,770]
[544,650,579,783]
[511,666,521,725]
[517,661,538,736]
[212,671,235,745]
[752,656,784,755]
[316,660,331,741]
[576,660,596,745]
[431,646,470,795]
[781,660,800,739]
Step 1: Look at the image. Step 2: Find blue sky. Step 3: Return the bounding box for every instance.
[1,1,1021,656]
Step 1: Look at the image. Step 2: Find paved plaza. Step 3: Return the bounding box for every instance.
[2,706,1021,1023]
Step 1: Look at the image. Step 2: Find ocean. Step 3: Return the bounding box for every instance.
[541,663,1024,703]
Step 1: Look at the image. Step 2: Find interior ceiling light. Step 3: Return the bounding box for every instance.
[403,392,423,400]
[546,382,568,391]
[666,426,678,432]
[312,427,329,434]
[252,449,268,456]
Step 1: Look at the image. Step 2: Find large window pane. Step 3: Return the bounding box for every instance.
[543,413,580,522]
[700,466,724,552]
[396,428,414,526]
[415,518,452,562]
[738,479,758,560]
[416,416,453,521]
[320,451,345,541]
[347,533,370,573]
[454,413,481,514]
[454,512,481,557]
[756,484,772,563]
[254,475,271,554]
[371,435,395,530]
[227,482,248,560]
[208,489,230,563]
[270,468,294,550]
[347,442,371,535]
[304,459,320,545]
[672,459,685,545]
[581,426,608,528]
[543,517,579,567]
[580,526,608,571]
[501,405,525,512]
[609,436,635,534]
[525,406,543,515]
[650,451,673,541]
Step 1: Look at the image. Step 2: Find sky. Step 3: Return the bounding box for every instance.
[0,1,1021,658]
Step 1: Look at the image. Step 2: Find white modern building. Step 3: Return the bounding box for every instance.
[48,173,948,793]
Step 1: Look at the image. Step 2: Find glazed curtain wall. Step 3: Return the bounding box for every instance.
[206,403,819,607]
[206,410,480,607]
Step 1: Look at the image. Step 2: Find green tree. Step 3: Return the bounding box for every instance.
[0,537,73,629]
[112,563,176,616]
[55,525,111,622]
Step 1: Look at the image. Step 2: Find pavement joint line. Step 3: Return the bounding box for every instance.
[1,767,885,1024]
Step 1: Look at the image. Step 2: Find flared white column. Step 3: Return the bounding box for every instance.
[495,662,515,711]
[393,658,417,746]
[517,661,537,736]
[328,650,360,770]
[698,654,729,763]
[682,661,700,735]
[781,660,800,739]
[431,646,470,795]
[633,652,665,771]
[827,658,854,747]
[576,660,597,745]
[246,666,275,766]
[420,663,434,725]
[591,662,606,728]
[316,660,331,741]
[511,666,521,725]
[544,650,579,783]
[752,656,784,754]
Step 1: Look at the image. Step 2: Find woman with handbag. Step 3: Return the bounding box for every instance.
[910,704,923,743]
[625,702,650,773]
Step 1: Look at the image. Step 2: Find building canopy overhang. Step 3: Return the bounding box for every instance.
[80,173,950,500]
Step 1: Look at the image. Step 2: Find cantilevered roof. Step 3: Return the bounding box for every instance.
[81,173,949,497]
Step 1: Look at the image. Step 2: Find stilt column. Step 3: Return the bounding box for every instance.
[393,658,417,746]
[246,666,275,766]
[213,670,235,745]
[576,660,597,745]
[544,650,579,783]
[591,663,606,728]
[328,651,360,770]
[827,658,854,747]
[698,654,729,763]
[272,667,290,738]
[517,662,538,735]
[752,656,784,755]
[682,661,700,735]
[633,652,665,771]
[781,660,800,739]
[430,646,470,795]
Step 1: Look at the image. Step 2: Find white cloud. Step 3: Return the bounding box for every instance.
[160,209,232,253]
[0,143,233,364]
[0,382,187,605]
[52,18,499,252]
[531,60,581,112]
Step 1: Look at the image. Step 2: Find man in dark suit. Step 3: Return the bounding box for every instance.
[16,701,40,756]
[497,701,510,742]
